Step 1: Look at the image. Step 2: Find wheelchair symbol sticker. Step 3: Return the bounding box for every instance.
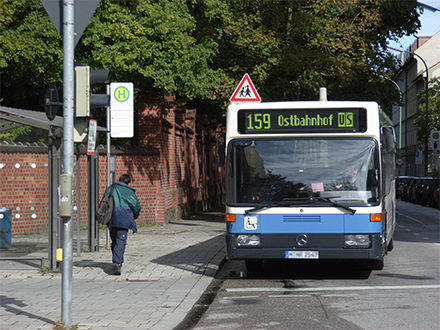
[244,216,258,230]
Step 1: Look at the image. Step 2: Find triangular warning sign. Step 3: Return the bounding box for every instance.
[230,73,261,102]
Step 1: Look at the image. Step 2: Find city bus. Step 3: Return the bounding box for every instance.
[224,96,396,271]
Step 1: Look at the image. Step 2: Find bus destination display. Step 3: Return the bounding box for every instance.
[238,108,367,134]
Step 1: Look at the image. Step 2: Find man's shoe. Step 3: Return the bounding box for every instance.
[112,263,121,275]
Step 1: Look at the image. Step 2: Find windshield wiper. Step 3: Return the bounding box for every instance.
[245,201,294,214]
[313,196,356,215]
[245,198,310,214]
[245,197,356,215]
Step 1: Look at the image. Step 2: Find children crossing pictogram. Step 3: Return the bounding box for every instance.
[230,73,261,102]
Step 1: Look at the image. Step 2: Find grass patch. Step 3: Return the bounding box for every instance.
[138,221,157,228]
[39,266,61,275]
[54,320,79,330]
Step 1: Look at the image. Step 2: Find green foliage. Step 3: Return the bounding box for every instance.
[77,0,220,99]
[252,0,421,105]
[0,0,63,109]
[0,124,32,142]
[414,77,440,142]
[0,124,47,144]
[1,0,62,143]
[53,319,79,330]
[39,266,61,275]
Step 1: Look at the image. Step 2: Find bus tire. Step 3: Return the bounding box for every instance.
[387,238,394,252]
[367,258,384,270]
[245,260,263,272]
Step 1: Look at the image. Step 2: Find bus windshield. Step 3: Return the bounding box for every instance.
[226,138,380,207]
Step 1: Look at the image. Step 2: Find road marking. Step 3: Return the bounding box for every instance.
[268,294,312,298]
[225,284,440,293]
[268,293,360,298]
[396,211,439,230]
[222,296,259,299]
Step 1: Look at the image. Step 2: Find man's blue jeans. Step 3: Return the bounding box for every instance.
[110,227,128,266]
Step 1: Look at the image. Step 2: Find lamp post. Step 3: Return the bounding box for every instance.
[388,46,429,177]
[384,77,403,173]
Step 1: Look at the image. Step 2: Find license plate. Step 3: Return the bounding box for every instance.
[285,251,319,259]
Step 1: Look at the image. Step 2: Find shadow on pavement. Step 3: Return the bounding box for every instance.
[0,295,56,325]
[241,259,372,280]
[72,260,114,275]
[150,235,225,277]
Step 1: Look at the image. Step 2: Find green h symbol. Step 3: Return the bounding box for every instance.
[115,87,129,102]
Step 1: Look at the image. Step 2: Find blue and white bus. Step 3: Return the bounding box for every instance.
[224,96,396,271]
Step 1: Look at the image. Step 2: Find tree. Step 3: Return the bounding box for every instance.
[1,0,63,143]
[76,0,222,100]
[414,77,440,143]
[254,0,421,107]
[0,0,63,109]
[194,0,421,116]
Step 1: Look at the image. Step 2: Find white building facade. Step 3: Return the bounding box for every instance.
[393,30,440,177]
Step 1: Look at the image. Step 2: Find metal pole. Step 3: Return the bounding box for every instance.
[384,77,403,173]
[61,0,74,326]
[388,46,430,176]
[76,144,81,257]
[424,75,429,177]
[106,84,111,249]
[410,53,430,177]
[399,104,402,173]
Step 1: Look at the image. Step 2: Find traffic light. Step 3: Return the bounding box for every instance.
[75,65,111,117]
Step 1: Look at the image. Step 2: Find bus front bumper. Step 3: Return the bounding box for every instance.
[226,233,385,261]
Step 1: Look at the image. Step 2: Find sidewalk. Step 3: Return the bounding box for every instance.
[0,210,226,330]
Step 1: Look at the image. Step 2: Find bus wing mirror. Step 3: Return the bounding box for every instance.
[381,126,396,154]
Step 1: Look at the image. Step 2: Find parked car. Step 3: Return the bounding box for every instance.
[411,177,432,204]
[396,175,410,198]
[433,185,440,209]
[409,178,421,203]
[420,178,439,207]
[401,177,417,201]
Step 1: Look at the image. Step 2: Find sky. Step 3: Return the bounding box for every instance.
[388,0,440,51]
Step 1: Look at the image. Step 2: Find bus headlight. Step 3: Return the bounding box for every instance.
[344,234,370,248]
[236,235,260,247]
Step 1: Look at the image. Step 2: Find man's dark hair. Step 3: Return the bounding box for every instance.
[119,174,131,184]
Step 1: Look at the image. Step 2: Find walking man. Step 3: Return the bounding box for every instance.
[103,174,141,275]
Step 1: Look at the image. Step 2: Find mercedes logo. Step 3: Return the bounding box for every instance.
[296,234,308,246]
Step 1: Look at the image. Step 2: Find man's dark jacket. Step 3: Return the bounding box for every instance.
[103,182,141,232]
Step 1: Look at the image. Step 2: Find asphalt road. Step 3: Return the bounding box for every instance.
[193,200,440,330]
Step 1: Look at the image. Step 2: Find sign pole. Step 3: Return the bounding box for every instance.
[61,0,74,326]
[106,84,111,248]
[40,0,103,327]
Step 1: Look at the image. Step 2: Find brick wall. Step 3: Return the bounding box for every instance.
[138,95,225,222]
[0,146,49,234]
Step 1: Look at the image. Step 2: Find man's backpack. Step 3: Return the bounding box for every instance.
[96,184,115,225]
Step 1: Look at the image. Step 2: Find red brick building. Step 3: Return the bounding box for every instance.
[0,97,225,235]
